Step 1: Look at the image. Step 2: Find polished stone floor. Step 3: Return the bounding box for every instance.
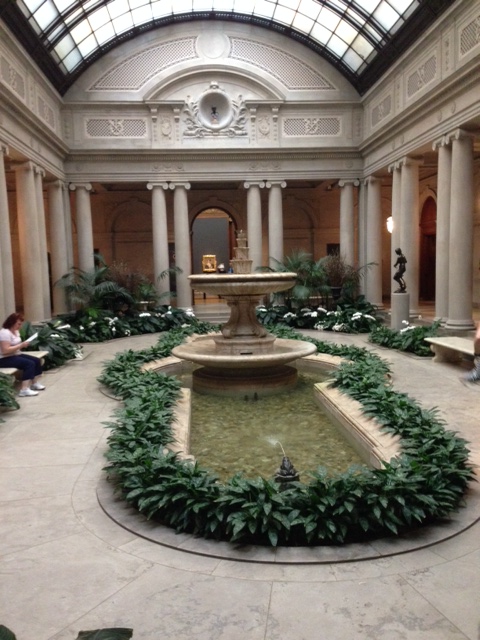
[1,325,479,640]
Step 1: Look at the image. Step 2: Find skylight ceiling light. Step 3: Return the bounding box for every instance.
[8,0,436,94]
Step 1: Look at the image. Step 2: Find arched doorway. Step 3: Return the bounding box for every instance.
[191,208,235,302]
[419,196,436,301]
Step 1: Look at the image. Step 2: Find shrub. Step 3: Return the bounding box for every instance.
[369,320,441,356]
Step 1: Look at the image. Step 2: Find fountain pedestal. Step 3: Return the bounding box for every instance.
[172,231,317,397]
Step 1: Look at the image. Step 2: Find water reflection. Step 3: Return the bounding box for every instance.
[186,373,365,482]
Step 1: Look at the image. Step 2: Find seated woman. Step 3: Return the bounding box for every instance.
[0,312,45,397]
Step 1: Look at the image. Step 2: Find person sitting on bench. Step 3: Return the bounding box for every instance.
[0,312,45,397]
[463,321,480,384]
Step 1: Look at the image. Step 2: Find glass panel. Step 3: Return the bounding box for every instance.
[342,47,363,72]
[132,6,153,25]
[298,0,320,21]
[310,22,333,46]
[63,47,82,71]
[328,33,348,57]
[21,0,45,12]
[151,1,175,18]
[278,0,301,9]
[89,5,110,29]
[95,21,116,44]
[273,5,295,26]
[34,0,59,30]
[318,7,340,32]
[351,33,374,59]
[107,0,130,20]
[54,33,76,58]
[253,0,276,20]
[129,0,151,8]
[53,0,78,10]
[387,0,418,15]
[71,19,93,44]
[335,20,357,46]
[192,0,215,10]
[112,12,134,34]
[373,2,398,30]
[232,0,253,13]
[78,32,97,56]
[292,13,314,34]
[174,0,194,12]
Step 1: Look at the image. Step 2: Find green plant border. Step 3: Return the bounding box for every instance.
[100,325,475,547]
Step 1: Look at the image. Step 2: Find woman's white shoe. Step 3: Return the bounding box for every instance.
[18,388,39,397]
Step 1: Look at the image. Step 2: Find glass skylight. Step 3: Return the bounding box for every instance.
[15,0,420,77]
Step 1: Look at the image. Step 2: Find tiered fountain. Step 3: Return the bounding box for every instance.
[172,231,316,396]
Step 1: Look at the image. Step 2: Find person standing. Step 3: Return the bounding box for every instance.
[0,312,45,396]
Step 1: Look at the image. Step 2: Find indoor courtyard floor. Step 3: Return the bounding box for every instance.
[1,311,480,639]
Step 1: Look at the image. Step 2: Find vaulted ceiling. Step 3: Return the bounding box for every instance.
[0,0,453,95]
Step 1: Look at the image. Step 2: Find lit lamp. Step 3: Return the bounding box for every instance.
[386,216,394,234]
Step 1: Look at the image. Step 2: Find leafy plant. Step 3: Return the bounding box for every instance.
[21,320,81,370]
[0,373,19,416]
[99,324,474,547]
[369,320,441,356]
[0,625,132,640]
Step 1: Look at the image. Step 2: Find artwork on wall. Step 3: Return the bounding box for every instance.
[202,254,217,272]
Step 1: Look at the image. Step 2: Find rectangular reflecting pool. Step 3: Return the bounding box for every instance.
[186,373,365,482]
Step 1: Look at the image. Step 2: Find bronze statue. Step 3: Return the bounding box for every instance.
[393,248,407,293]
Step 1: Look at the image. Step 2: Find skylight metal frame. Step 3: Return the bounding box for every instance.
[0,0,453,95]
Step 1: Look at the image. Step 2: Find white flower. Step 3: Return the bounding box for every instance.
[124,330,131,336]
[283,312,296,318]
[185,308,195,317]
[317,307,327,313]
[56,324,71,330]
[333,323,346,331]
[400,325,415,333]
[310,311,318,318]
[79,325,84,330]
[364,314,375,320]
[139,312,151,317]
[89,321,96,327]
[50,333,60,338]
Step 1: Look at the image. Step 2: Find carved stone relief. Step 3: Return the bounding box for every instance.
[183,82,247,138]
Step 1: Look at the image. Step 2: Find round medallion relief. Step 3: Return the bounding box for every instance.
[198,85,234,131]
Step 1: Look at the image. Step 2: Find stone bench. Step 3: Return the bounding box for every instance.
[0,351,49,379]
[424,337,473,363]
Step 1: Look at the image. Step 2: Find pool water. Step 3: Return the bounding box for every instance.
[187,373,365,482]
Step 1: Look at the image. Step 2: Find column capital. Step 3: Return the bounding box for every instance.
[45,179,64,188]
[388,161,402,173]
[445,128,475,143]
[0,141,8,156]
[147,182,170,190]
[69,182,92,192]
[12,160,35,173]
[364,175,382,186]
[265,180,287,189]
[338,179,360,188]
[398,155,424,168]
[168,181,190,190]
[34,165,46,178]
[244,181,265,189]
[432,135,450,151]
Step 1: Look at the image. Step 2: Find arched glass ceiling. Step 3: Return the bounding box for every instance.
[3,1,451,94]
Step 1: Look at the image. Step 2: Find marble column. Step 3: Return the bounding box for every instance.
[34,166,52,318]
[13,161,44,321]
[445,130,475,330]
[357,180,368,296]
[47,180,69,315]
[365,176,383,308]
[170,182,191,308]
[388,162,402,285]
[244,181,265,271]
[70,183,94,273]
[147,182,170,303]
[432,136,452,324]
[266,180,286,269]
[0,142,15,318]
[62,183,74,271]
[399,156,422,315]
[338,179,359,265]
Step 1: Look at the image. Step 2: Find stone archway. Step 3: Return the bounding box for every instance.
[419,196,436,301]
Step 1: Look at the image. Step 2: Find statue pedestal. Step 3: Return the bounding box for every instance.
[391,292,410,331]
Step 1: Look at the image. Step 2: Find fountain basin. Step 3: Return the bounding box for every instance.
[189,272,297,297]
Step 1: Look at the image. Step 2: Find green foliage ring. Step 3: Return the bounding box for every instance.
[100,326,474,547]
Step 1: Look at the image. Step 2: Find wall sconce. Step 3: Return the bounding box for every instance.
[386,216,394,234]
